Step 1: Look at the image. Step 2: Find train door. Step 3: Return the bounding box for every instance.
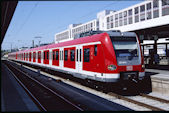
[43,50,49,64]
[52,49,59,66]
[76,45,83,73]
[38,51,41,63]
[59,48,63,69]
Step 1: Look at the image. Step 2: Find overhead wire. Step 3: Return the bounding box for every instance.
[14,1,39,37]
[53,1,121,32]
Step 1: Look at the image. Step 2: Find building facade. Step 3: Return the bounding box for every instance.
[54,0,169,43]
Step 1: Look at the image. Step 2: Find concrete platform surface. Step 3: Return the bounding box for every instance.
[1,63,40,112]
[145,69,169,80]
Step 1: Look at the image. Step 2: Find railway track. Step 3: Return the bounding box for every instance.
[3,61,83,111]
[4,60,169,111]
[108,92,169,111]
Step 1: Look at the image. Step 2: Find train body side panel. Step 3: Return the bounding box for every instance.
[83,44,105,73]
[64,47,75,69]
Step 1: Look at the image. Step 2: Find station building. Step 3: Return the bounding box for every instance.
[54,0,169,43]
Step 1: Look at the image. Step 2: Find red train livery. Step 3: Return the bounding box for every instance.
[8,30,145,84]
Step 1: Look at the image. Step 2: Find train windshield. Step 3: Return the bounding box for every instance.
[110,36,141,66]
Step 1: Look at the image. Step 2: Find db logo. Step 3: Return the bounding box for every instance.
[126,66,133,71]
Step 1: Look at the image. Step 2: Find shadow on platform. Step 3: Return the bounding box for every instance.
[145,64,169,71]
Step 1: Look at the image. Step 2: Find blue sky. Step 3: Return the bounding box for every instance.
[2,0,143,50]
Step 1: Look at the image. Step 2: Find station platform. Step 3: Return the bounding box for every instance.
[1,62,40,112]
[145,68,169,96]
[145,68,169,80]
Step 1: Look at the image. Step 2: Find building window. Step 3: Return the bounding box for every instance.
[135,7,139,23]
[70,50,75,61]
[140,5,145,12]
[107,17,109,22]
[153,0,159,18]
[147,3,152,20]
[153,0,159,8]
[162,0,169,16]
[64,50,68,61]
[111,23,114,28]
[128,9,132,16]
[147,3,151,10]
[119,13,122,18]
[153,10,159,18]
[124,11,127,17]
[128,9,132,24]
[135,15,139,23]
[115,14,118,27]
[128,17,132,24]
[84,48,90,62]
[110,15,113,21]
[135,7,139,14]
[140,5,145,21]
[107,23,110,29]
[119,12,123,26]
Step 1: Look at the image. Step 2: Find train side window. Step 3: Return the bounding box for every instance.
[38,52,41,59]
[33,52,36,59]
[62,51,63,60]
[70,49,75,61]
[47,51,49,59]
[64,50,68,61]
[56,51,59,60]
[84,48,90,62]
[44,52,45,59]
[53,51,55,60]
[76,49,78,61]
[60,51,61,60]
[80,49,82,62]
[94,45,97,56]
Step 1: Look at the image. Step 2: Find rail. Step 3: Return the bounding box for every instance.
[3,61,83,111]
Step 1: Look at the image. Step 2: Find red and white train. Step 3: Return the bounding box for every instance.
[8,30,145,88]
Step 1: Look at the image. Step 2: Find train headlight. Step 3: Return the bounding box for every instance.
[108,65,117,71]
[142,64,145,69]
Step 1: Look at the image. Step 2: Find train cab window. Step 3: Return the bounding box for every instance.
[64,50,68,61]
[84,48,90,62]
[94,45,97,56]
[53,51,55,60]
[70,50,75,61]
[56,51,59,60]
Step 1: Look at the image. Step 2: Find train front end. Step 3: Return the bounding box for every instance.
[103,31,145,85]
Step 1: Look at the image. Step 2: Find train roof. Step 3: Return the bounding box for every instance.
[10,31,137,54]
[16,32,108,54]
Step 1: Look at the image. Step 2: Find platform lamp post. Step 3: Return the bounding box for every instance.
[34,36,42,47]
